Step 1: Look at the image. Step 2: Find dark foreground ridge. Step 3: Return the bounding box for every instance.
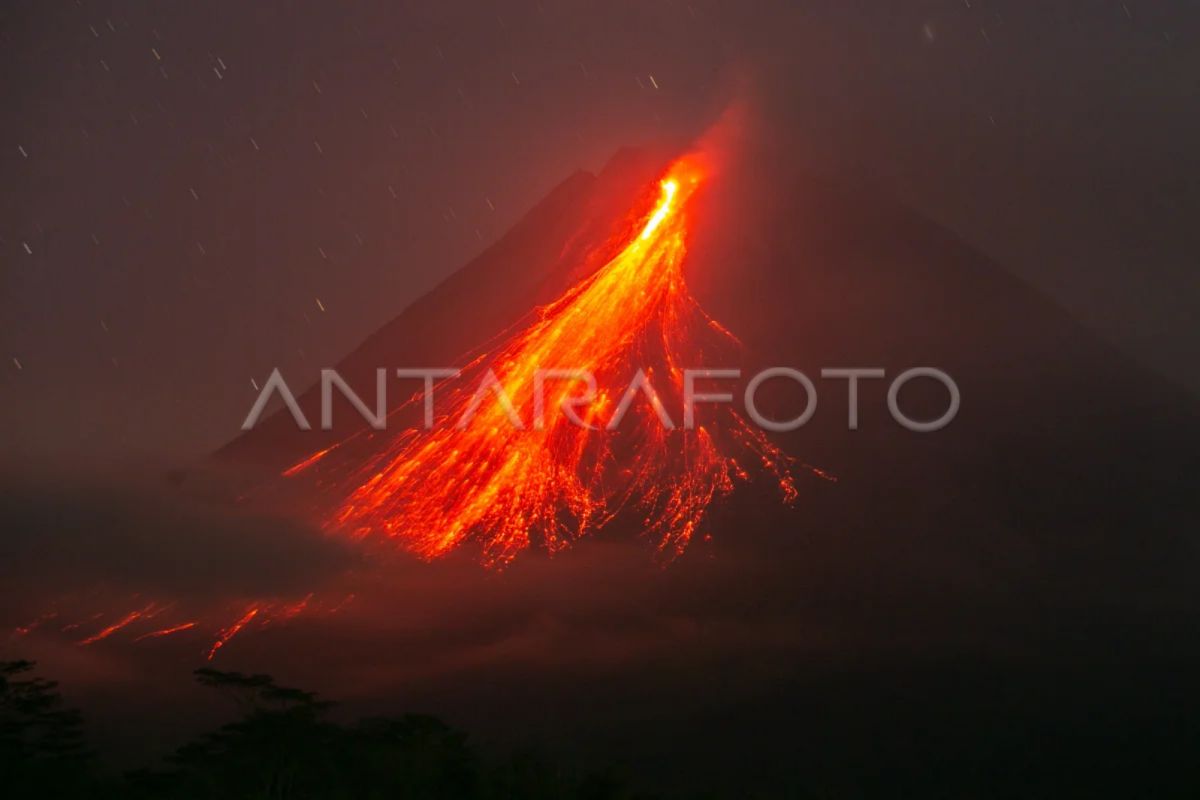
[5,658,1200,799]
[2,659,644,800]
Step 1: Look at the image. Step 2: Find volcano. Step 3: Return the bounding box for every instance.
[208,142,1200,793]
[219,142,1199,586]
[248,153,808,566]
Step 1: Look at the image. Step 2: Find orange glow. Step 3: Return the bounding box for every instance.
[79,604,157,645]
[134,621,198,641]
[287,156,796,566]
[206,606,259,660]
[640,178,677,239]
[13,592,336,659]
[13,611,57,637]
[282,445,335,476]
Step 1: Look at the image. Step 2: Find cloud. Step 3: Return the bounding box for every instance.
[0,471,357,626]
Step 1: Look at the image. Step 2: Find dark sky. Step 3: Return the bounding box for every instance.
[2,0,1197,467]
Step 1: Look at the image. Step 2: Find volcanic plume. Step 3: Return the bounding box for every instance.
[283,154,798,566]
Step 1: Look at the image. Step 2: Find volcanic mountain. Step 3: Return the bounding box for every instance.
[217,147,672,471]
[212,144,1200,793]
[219,143,1198,575]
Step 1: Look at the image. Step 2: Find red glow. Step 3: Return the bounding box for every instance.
[78,604,158,646]
[13,592,338,659]
[288,156,796,566]
[133,621,198,641]
[13,611,57,637]
[206,606,259,661]
[282,446,335,476]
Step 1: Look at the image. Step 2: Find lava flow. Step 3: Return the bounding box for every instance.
[11,592,356,661]
[288,155,798,566]
[7,156,798,660]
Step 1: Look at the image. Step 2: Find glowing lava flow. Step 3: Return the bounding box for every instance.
[205,606,260,661]
[289,156,796,566]
[78,603,159,646]
[10,592,359,661]
[133,621,198,642]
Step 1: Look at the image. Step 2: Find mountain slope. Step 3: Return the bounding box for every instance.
[194,145,1200,794]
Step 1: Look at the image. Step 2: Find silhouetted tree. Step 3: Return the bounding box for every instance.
[127,669,343,799]
[0,660,93,798]
[1,662,645,799]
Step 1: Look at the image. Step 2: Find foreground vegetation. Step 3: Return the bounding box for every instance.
[1,659,649,799]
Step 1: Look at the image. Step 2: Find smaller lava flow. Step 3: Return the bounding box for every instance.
[11,593,355,662]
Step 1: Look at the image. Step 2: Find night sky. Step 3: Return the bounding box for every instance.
[2,0,1197,466]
